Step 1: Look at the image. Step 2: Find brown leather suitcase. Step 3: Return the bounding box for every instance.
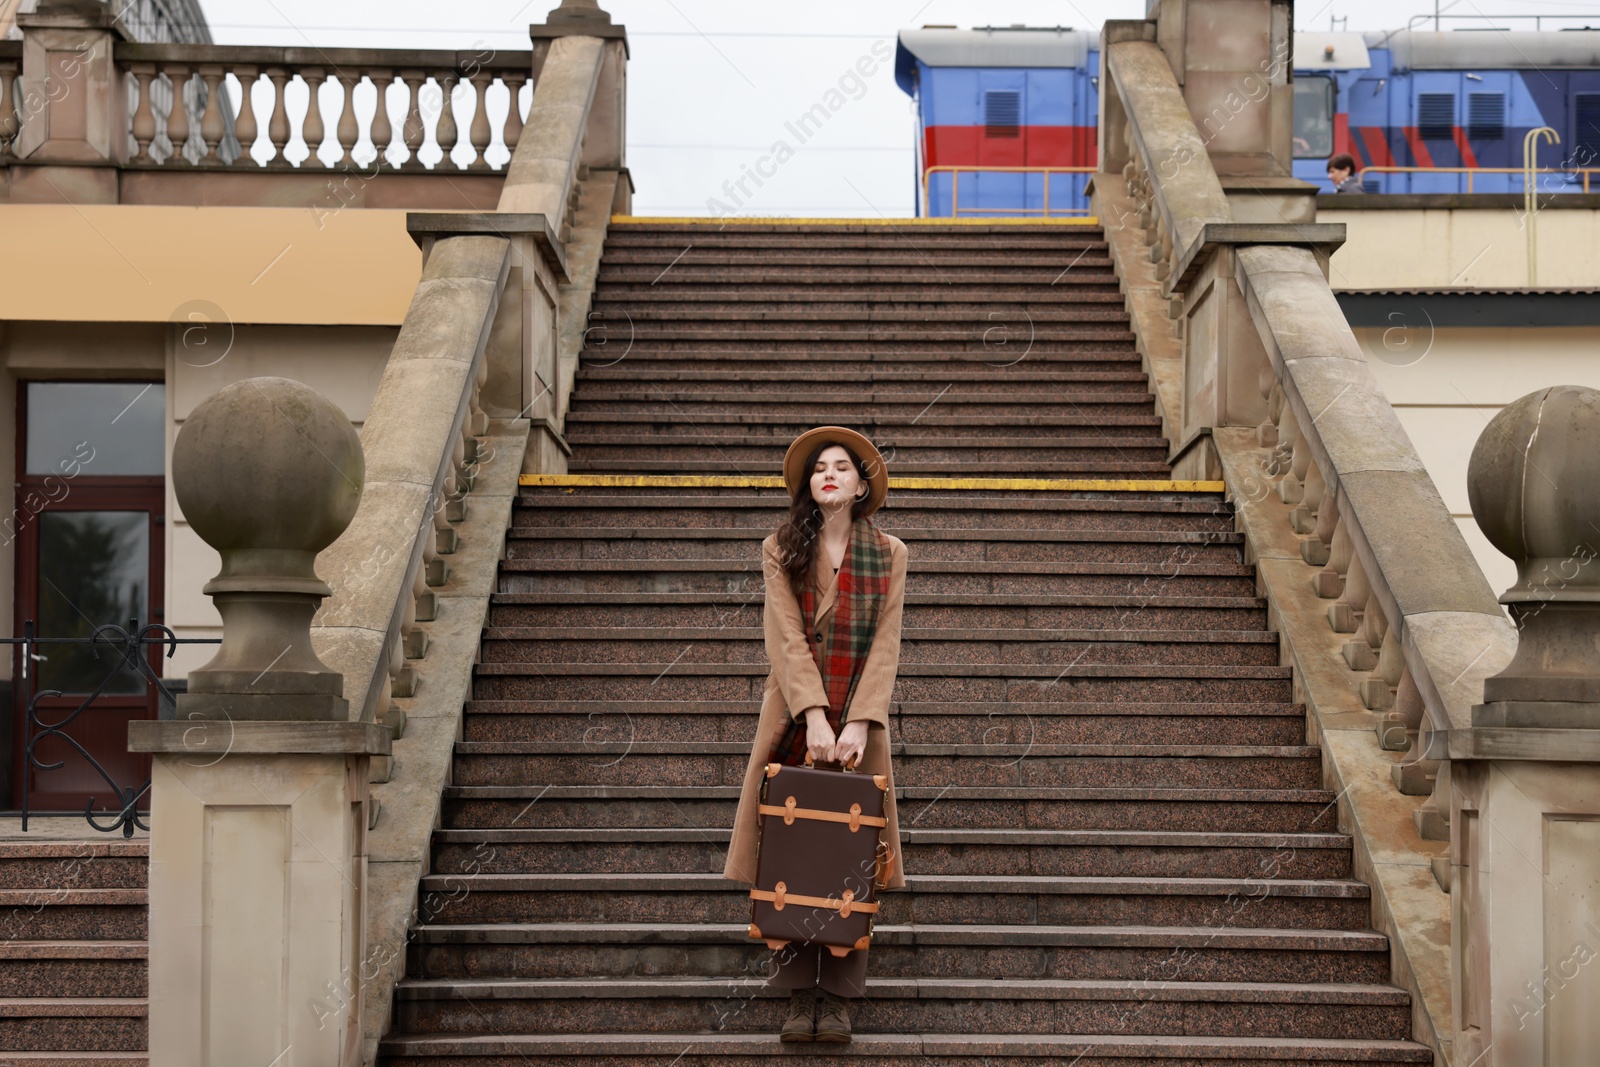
[747,758,895,958]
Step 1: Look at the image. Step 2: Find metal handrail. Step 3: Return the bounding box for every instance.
[921,165,1096,218]
[1356,164,1599,194]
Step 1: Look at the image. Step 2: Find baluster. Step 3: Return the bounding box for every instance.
[1388,669,1436,792]
[1329,552,1369,632]
[369,70,393,168]
[232,66,259,165]
[1362,626,1403,713]
[501,73,526,162]
[266,68,291,165]
[1313,517,1351,599]
[164,66,192,165]
[1276,431,1311,505]
[401,71,426,168]
[197,66,226,163]
[435,73,459,169]
[1257,375,1282,447]
[335,71,359,168]
[0,63,16,160]
[1343,594,1385,672]
[467,71,491,169]
[301,68,326,167]
[126,65,156,162]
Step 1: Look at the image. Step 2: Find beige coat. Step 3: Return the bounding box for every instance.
[723,531,909,892]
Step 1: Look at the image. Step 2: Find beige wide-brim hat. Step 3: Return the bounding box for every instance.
[782,426,889,517]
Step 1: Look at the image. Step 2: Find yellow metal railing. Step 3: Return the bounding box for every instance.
[1357,164,1600,194]
[922,165,1097,218]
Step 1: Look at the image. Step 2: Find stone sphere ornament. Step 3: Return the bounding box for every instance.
[1467,384,1600,716]
[172,376,364,720]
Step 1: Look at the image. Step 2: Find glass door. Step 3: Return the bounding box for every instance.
[11,382,166,813]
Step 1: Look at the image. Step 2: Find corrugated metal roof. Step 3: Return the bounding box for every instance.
[1363,29,1600,70]
[895,26,1094,95]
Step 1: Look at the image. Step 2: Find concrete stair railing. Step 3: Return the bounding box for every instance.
[1093,13,1516,1066]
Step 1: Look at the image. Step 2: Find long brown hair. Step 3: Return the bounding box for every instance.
[774,441,874,590]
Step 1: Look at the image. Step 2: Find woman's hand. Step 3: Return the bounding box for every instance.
[804,707,835,763]
[833,720,869,768]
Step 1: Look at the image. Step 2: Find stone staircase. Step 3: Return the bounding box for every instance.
[0,840,148,1064]
[376,220,1432,1064]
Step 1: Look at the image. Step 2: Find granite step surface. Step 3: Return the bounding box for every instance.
[438,783,1342,834]
[389,976,1411,1039]
[426,827,1352,880]
[405,922,1392,984]
[456,699,1309,747]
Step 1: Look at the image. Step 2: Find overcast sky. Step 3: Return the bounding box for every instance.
[196,0,1600,216]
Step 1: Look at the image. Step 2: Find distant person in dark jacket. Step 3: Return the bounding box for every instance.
[1327,154,1361,193]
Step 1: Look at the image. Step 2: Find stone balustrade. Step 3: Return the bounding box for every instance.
[0,39,532,171]
[117,44,533,170]
[1100,27,1514,856]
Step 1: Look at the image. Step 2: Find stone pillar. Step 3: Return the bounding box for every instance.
[1450,384,1600,1067]
[129,376,390,1067]
[12,0,131,204]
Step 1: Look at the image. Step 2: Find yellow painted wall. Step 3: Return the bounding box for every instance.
[0,204,422,326]
[1320,206,1600,290]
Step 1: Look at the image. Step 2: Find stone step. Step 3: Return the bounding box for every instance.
[596,250,1116,269]
[561,413,1165,438]
[458,700,1308,747]
[572,374,1149,396]
[477,627,1279,666]
[438,784,1340,834]
[573,369,1149,386]
[405,922,1391,985]
[506,526,1241,565]
[408,873,1372,930]
[565,459,1173,479]
[448,742,1324,791]
[566,326,1138,345]
[470,661,1294,705]
[0,1054,147,1064]
[579,339,1139,359]
[495,561,1255,598]
[602,225,1108,245]
[427,827,1350,880]
[585,296,1128,314]
[567,395,1147,419]
[0,844,147,891]
[0,890,147,942]
[511,495,1231,534]
[390,975,1410,1040]
[578,346,1142,366]
[0,998,145,1052]
[593,268,1123,287]
[0,942,146,998]
[376,1031,1433,1065]
[485,593,1269,633]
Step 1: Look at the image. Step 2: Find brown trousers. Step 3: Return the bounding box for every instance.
[765,941,869,998]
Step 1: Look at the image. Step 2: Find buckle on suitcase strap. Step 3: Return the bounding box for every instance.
[749,881,879,917]
[759,796,887,832]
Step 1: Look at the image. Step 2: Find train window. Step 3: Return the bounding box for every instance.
[1468,93,1505,140]
[1576,95,1600,167]
[1292,76,1334,159]
[1419,94,1455,140]
[984,90,1020,138]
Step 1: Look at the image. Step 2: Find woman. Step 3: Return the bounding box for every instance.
[723,425,909,1044]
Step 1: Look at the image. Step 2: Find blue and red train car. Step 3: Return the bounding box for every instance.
[895,25,1600,214]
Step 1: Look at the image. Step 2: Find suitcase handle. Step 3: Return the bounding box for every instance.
[803,751,858,773]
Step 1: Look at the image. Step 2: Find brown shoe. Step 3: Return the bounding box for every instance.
[779,989,816,1042]
[814,992,852,1043]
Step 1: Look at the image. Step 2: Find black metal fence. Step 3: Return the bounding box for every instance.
[2,620,219,836]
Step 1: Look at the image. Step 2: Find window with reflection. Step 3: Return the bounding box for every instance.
[1293,76,1336,159]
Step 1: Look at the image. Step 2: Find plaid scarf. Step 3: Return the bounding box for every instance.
[768,518,893,767]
